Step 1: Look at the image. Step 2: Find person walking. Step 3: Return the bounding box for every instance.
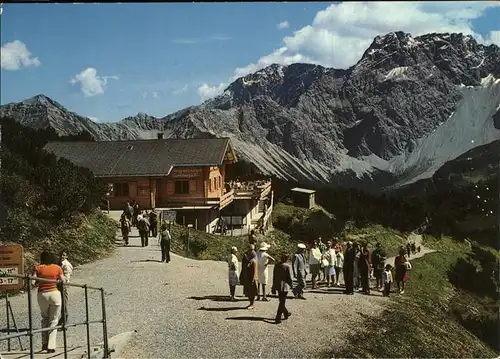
[395,248,410,294]
[353,242,361,291]
[228,246,240,301]
[382,264,393,297]
[120,213,131,246]
[132,201,140,227]
[324,242,336,287]
[334,244,344,286]
[309,241,322,289]
[371,242,387,291]
[137,216,150,247]
[358,242,372,294]
[271,253,294,324]
[149,210,158,238]
[240,245,259,309]
[292,243,308,299]
[257,243,275,301]
[343,241,355,295]
[159,222,171,263]
[125,202,133,222]
[32,250,64,354]
[57,250,73,328]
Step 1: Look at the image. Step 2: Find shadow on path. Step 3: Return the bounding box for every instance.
[225,316,275,324]
[131,259,164,263]
[198,306,245,312]
[188,295,240,302]
[308,289,345,295]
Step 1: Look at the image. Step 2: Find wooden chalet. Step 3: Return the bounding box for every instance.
[43,137,273,234]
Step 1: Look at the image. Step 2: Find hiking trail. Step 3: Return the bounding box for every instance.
[1,212,438,358]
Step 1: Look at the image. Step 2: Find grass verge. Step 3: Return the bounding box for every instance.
[168,223,296,261]
[329,236,499,358]
[4,210,117,276]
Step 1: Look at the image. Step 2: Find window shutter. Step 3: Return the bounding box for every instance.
[167,182,174,195]
[189,180,196,193]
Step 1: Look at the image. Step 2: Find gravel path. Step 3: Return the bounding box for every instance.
[1,217,436,358]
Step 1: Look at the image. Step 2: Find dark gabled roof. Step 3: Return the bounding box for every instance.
[43,138,233,177]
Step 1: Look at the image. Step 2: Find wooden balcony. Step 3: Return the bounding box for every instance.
[159,190,234,210]
[232,180,272,200]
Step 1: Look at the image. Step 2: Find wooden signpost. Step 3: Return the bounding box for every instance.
[0,244,24,291]
[1,244,25,351]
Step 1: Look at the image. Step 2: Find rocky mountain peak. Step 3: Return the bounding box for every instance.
[21,94,64,108]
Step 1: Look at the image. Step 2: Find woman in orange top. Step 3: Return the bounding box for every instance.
[32,250,64,354]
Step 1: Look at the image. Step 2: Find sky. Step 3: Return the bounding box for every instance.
[1,2,500,123]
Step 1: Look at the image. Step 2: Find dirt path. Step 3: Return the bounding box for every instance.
[1,215,437,358]
[385,232,437,265]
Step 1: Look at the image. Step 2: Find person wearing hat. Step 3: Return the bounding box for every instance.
[256,243,275,301]
[292,243,307,299]
[159,221,171,263]
[272,253,294,324]
[228,246,240,301]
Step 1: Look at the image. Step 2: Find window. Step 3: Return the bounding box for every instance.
[114,183,129,197]
[213,178,217,190]
[218,176,222,189]
[175,180,190,194]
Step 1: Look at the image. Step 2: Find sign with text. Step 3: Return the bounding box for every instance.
[0,244,24,291]
[169,167,202,179]
[162,210,177,223]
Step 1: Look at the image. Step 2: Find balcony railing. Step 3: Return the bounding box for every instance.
[229,180,272,199]
[159,190,234,210]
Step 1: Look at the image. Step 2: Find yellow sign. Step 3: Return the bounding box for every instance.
[0,244,24,291]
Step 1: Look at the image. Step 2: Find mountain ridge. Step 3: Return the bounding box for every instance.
[1,31,499,191]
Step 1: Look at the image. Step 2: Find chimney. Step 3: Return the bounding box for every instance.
[157,133,164,139]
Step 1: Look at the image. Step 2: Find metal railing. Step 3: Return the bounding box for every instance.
[1,274,110,359]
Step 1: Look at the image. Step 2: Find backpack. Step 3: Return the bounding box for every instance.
[138,220,149,232]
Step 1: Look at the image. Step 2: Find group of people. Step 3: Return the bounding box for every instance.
[30,250,73,354]
[119,202,159,247]
[228,236,414,324]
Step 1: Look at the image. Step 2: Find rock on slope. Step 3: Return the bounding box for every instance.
[1,32,499,190]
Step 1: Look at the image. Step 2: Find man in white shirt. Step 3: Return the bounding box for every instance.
[309,241,322,289]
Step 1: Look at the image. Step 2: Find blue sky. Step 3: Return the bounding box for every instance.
[1,2,499,122]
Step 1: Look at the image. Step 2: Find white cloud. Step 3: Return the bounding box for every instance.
[277,21,290,30]
[488,30,500,45]
[70,67,119,97]
[197,82,227,101]
[87,116,99,123]
[0,40,40,71]
[152,91,159,99]
[198,2,500,101]
[173,84,189,95]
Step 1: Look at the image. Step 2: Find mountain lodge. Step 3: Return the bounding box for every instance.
[43,138,274,234]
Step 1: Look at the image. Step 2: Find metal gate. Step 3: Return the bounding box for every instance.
[1,273,110,359]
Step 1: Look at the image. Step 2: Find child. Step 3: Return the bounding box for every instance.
[382,264,393,297]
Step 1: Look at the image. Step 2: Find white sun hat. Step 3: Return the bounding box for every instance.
[259,243,270,251]
[298,243,306,249]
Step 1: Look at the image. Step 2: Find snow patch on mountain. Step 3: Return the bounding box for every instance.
[384,66,409,82]
[389,74,500,186]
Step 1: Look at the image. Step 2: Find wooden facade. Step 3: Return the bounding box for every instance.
[106,164,231,210]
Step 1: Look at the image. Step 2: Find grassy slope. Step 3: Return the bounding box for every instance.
[330,236,499,358]
[168,223,296,261]
[6,211,117,274]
